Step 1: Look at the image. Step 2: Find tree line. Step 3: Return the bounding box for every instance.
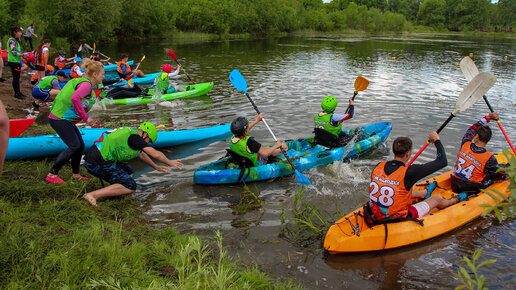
[0,0,514,43]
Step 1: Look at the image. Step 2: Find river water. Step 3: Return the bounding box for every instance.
[92,34,516,288]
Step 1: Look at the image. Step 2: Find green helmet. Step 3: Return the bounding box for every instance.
[321,96,337,112]
[140,122,157,143]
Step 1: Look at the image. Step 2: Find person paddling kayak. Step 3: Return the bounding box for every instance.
[45,59,104,184]
[82,122,183,207]
[117,53,144,79]
[451,112,507,194]
[314,96,355,148]
[229,114,288,167]
[153,63,187,94]
[367,132,467,221]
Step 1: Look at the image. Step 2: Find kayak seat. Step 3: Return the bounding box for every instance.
[225,149,254,182]
[225,149,255,169]
[314,128,357,149]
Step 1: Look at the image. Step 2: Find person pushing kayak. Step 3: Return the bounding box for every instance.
[229,114,288,167]
[82,122,183,207]
[153,63,188,94]
[31,70,68,108]
[45,59,104,184]
[314,96,355,148]
[117,53,145,79]
[451,112,506,195]
[368,132,466,221]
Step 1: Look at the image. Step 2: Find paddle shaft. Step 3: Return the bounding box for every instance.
[244,92,301,170]
[482,96,516,154]
[407,113,455,166]
[172,59,196,84]
[345,91,359,114]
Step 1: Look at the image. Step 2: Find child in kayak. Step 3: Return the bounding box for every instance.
[70,57,84,78]
[54,51,76,70]
[229,114,288,167]
[451,112,506,194]
[153,63,187,94]
[314,96,355,148]
[117,53,145,79]
[368,132,467,221]
[90,51,112,65]
[82,122,183,207]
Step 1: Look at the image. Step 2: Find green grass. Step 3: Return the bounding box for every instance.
[0,159,295,288]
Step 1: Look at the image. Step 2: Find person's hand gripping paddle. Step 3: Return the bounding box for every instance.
[229,69,311,185]
[166,49,196,84]
[127,55,145,85]
[460,56,515,155]
[407,71,497,166]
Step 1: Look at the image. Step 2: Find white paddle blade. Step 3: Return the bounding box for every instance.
[459,56,479,82]
[454,72,496,114]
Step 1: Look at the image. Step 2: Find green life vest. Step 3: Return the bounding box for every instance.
[229,135,259,166]
[50,77,93,119]
[37,75,58,90]
[154,72,169,93]
[99,127,142,162]
[7,37,21,63]
[314,112,341,137]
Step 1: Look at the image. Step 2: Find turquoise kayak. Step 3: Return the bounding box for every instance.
[101,82,214,105]
[53,60,134,75]
[194,122,392,184]
[109,72,161,87]
[6,124,231,160]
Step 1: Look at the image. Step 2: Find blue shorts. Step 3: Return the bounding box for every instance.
[32,86,51,102]
[84,161,137,190]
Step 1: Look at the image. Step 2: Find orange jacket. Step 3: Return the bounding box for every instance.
[453,141,493,183]
[369,162,412,219]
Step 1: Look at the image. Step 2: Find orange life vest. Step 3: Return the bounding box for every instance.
[36,49,48,66]
[54,57,65,69]
[70,64,80,78]
[369,161,412,219]
[453,141,493,183]
[117,61,131,75]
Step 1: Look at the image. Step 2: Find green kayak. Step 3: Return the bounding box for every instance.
[101,82,214,105]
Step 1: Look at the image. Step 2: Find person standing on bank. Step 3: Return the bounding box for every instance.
[45,59,104,184]
[24,24,38,50]
[7,26,25,99]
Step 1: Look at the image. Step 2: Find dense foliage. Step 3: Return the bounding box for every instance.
[1,0,514,42]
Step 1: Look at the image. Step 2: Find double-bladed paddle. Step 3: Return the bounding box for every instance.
[460,56,515,155]
[407,71,497,166]
[229,69,311,185]
[127,55,146,85]
[166,49,196,84]
[83,43,111,60]
[345,76,369,114]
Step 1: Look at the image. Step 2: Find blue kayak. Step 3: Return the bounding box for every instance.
[53,60,134,75]
[194,122,392,184]
[108,72,161,87]
[6,123,231,160]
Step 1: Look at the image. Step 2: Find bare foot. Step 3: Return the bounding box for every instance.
[82,193,97,207]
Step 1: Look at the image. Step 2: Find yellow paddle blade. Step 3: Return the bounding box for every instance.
[140,55,146,62]
[354,76,370,92]
[93,42,96,54]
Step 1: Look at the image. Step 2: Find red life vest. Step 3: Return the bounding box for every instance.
[369,161,412,219]
[453,141,493,183]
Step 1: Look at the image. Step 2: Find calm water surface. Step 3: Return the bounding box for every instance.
[92,35,515,288]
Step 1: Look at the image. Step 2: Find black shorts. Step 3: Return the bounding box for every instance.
[84,161,137,190]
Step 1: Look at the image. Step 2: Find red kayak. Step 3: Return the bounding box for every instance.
[9,118,35,137]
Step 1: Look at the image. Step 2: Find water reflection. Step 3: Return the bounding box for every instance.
[94,35,515,288]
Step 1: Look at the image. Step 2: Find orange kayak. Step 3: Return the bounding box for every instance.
[324,152,511,254]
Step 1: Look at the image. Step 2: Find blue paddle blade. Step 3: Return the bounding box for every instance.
[295,170,312,185]
[229,69,248,93]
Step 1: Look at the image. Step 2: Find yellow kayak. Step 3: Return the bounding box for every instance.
[324,152,512,254]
